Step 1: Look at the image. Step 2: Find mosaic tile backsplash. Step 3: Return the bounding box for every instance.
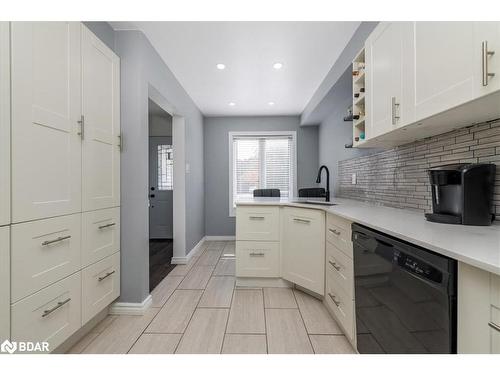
[338,119,500,219]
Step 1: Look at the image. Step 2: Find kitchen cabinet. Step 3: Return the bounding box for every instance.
[81,25,121,212]
[281,207,325,295]
[82,207,120,267]
[458,262,500,353]
[474,22,500,97]
[0,226,9,341]
[365,22,414,138]
[236,241,280,278]
[11,22,82,222]
[236,206,280,241]
[413,22,476,121]
[0,23,10,227]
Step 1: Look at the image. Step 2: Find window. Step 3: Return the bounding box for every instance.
[157,144,173,190]
[229,131,296,216]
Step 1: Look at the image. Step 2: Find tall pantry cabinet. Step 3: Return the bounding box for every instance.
[2,22,121,351]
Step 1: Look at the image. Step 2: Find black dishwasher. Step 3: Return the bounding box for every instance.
[352,223,457,354]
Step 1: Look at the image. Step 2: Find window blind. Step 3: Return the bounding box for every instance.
[232,135,295,206]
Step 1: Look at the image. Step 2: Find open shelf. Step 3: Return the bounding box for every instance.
[352,47,366,147]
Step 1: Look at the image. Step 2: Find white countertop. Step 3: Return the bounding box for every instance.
[236,197,500,275]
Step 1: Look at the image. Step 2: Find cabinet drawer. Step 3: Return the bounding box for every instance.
[11,272,81,352]
[324,271,354,341]
[326,242,354,297]
[82,207,120,266]
[236,241,280,278]
[11,214,81,302]
[326,214,352,258]
[236,206,280,241]
[82,251,120,325]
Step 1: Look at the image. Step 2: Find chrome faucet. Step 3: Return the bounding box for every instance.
[316,165,330,202]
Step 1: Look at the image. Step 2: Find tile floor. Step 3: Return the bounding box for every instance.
[68,241,356,354]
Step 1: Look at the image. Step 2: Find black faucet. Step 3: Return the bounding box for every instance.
[316,165,330,202]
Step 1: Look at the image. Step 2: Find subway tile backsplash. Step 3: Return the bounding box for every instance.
[338,119,500,219]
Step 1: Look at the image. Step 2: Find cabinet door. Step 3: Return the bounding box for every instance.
[0,226,9,341]
[413,22,476,121]
[11,22,82,223]
[81,25,120,211]
[0,23,10,226]
[474,22,500,97]
[281,207,325,295]
[365,22,414,139]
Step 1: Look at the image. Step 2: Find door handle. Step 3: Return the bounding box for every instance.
[329,228,341,236]
[149,194,155,198]
[41,235,71,246]
[391,97,400,125]
[328,260,341,271]
[98,222,116,230]
[98,270,116,282]
[328,293,341,307]
[42,298,71,317]
[293,218,311,224]
[77,115,85,140]
[482,41,496,86]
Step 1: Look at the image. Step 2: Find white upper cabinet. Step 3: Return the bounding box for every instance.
[81,25,121,212]
[413,22,476,121]
[474,22,500,97]
[365,22,415,139]
[11,22,82,222]
[0,23,10,226]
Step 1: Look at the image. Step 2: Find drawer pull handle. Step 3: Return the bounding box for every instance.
[98,222,116,230]
[489,322,500,332]
[98,270,116,282]
[41,235,71,246]
[293,218,311,224]
[42,298,71,317]
[249,216,265,220]
[328,293,340,307]
[328,260,341,271]
[249,252,265,257]
[329,228,341,236]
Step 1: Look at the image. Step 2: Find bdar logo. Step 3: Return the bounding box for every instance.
[1,340,17,354]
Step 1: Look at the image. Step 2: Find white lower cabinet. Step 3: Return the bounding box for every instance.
[325,268,355,342]
[236,241,280,278]
[11,272,82,352]
[281,207,325,295]
[11,214,82,303]
[82,207,120,267]
[82,251,120,325]
[0,226,9,341]
[458,262,500,353]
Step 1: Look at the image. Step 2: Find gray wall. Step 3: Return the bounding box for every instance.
[318,68,377,194]
[85,23,205,304]
[204,116,319,236]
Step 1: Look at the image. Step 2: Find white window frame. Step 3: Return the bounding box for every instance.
[228,131,297,217]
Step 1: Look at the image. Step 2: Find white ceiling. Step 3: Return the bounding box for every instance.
[110,22,360,116]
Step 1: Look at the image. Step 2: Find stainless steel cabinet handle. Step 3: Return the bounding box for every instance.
[293,218,311,224]
[482,41,496,86]
[329,228,341,236]
[489,321,500,332]
[328,260,341,271]
[42,298,71,317]
[118,132,123,151]
[328,293,340,307]
[77,115,85,140]
[41,235,71,246]
[249,252,265,257]
[249,216,265,220]
[98,270,116,282]
[391,97,400,125]
[98,222,116,230]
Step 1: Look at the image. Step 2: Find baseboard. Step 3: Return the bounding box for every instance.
[171,235,207,265]
[205,235,235,241]
[109,295,152,316]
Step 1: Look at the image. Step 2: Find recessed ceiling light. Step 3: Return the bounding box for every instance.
[228,102,236,106]
[216,63,226,70]
[268,101,275,106]
[273,62,283,70]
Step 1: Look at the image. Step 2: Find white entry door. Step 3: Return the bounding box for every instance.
[81,25,120,212]
[11,22,82,222]
[149,137,173,239]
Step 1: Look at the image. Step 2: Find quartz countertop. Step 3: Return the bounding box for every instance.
[236,197,500,275]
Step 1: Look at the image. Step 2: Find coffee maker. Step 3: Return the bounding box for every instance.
[425,163,496,226]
